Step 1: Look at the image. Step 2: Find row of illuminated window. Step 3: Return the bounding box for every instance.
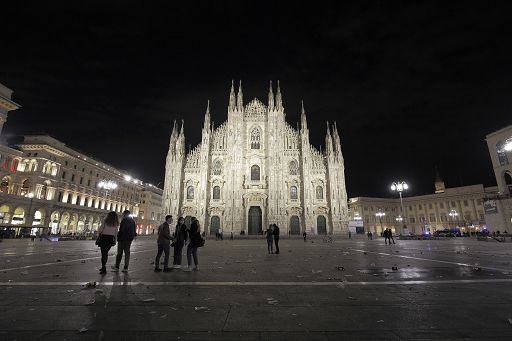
[56,191,133,212]
[186,185,325,201]
[138,211,162,222]
[364,212,485,224]
[363,199,483,212]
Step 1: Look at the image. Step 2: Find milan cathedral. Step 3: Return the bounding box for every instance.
[163,81,348,235]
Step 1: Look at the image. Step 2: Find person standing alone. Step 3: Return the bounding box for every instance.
[272,224,280,254]
[114,210,137,272]
[155,215,173,272]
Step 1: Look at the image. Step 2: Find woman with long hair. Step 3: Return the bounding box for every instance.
[184,217,202,271]
[173,217,188,269]
[96,211,119,274]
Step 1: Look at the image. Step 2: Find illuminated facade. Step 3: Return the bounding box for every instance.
[163,81,349,235]
[137,184,163,235]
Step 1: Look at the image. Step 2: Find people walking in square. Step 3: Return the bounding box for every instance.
[97,211,118,274]
[272,223,280,254]
[383,228,389,245]
[369,231,373,240]
[184,218,202,271]
[113,210,136,272]
[303,231,307,242]
[219,228,223,240]
[154,215,173,272]
[173,216,188,269]
[387,228,395,244]
[265,225,274,254]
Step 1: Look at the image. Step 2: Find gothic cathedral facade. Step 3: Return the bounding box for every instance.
[163,81,348,235]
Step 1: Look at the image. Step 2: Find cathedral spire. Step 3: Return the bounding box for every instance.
[325,121,333,156]
[300,100,308,131]
[229,80,236,112]
[268,80,274,110]
[237,80,243,111]
[276,80,283,111]
[203,100,211,131]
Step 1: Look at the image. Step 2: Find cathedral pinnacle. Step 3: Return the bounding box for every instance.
[237,80,243,111]
[268,80,274,110]
[204,100,211,130]
[276,80,283,111]
[301,100,308,131]
[229,80,236,111]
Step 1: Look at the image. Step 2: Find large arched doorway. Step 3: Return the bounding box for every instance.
[290,216,300,235]
[210,216,220,235]
[317,215,327,235]
[11,207,25,225]
[248,206,262,235]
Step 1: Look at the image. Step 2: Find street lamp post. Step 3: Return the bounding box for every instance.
[391,181,408,235]
[448,209,459,230]
[375,211,386,234]
[98,180,118,211]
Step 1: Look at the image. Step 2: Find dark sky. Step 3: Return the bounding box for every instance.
[1,1,511,198]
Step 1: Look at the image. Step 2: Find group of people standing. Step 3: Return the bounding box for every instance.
[264,224,280,254]
[96,210,137,274]
[96,212,204,274]
[154,215,203,272]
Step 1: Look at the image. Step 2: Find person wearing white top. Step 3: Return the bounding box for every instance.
[96,211,119,274]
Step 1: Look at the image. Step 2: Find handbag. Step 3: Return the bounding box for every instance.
[95,234,102,246]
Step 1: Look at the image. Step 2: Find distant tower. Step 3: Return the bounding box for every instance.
[0,83,21,138]
[434,166,445,194]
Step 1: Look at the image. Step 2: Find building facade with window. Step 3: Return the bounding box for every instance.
[0,135,144,234]
[485,126,512,232]
[348,184,498,235]
[163,81,349,235]
[137,184,163,235]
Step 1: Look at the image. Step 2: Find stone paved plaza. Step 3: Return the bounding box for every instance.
[1,236,512,340]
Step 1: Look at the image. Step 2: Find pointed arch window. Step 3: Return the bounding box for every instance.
[290,186,298,200]
[213,160,222,175]
[251,127,261,149]
[187,186,194,199]
[289,160,298,175]
[316,186,323,200]
[213,186,220,200]
[251,165,260,181]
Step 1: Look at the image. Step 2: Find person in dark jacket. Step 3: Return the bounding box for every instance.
[173,217,188,269]
[272,224,280,254]
[114,210,137,272]
[155,215,173,272]
[184,218,202,271]
[265,225,274,254]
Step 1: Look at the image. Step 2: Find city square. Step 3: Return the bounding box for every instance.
[1,236,512,340]
[1,2,512,340]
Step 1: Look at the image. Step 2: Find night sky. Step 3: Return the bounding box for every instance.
[1,1,511,198]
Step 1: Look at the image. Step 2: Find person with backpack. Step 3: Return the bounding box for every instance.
[113,210,137,273]
[173,216,188,269]
[154,215,173,272]
[184,218,203,271]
